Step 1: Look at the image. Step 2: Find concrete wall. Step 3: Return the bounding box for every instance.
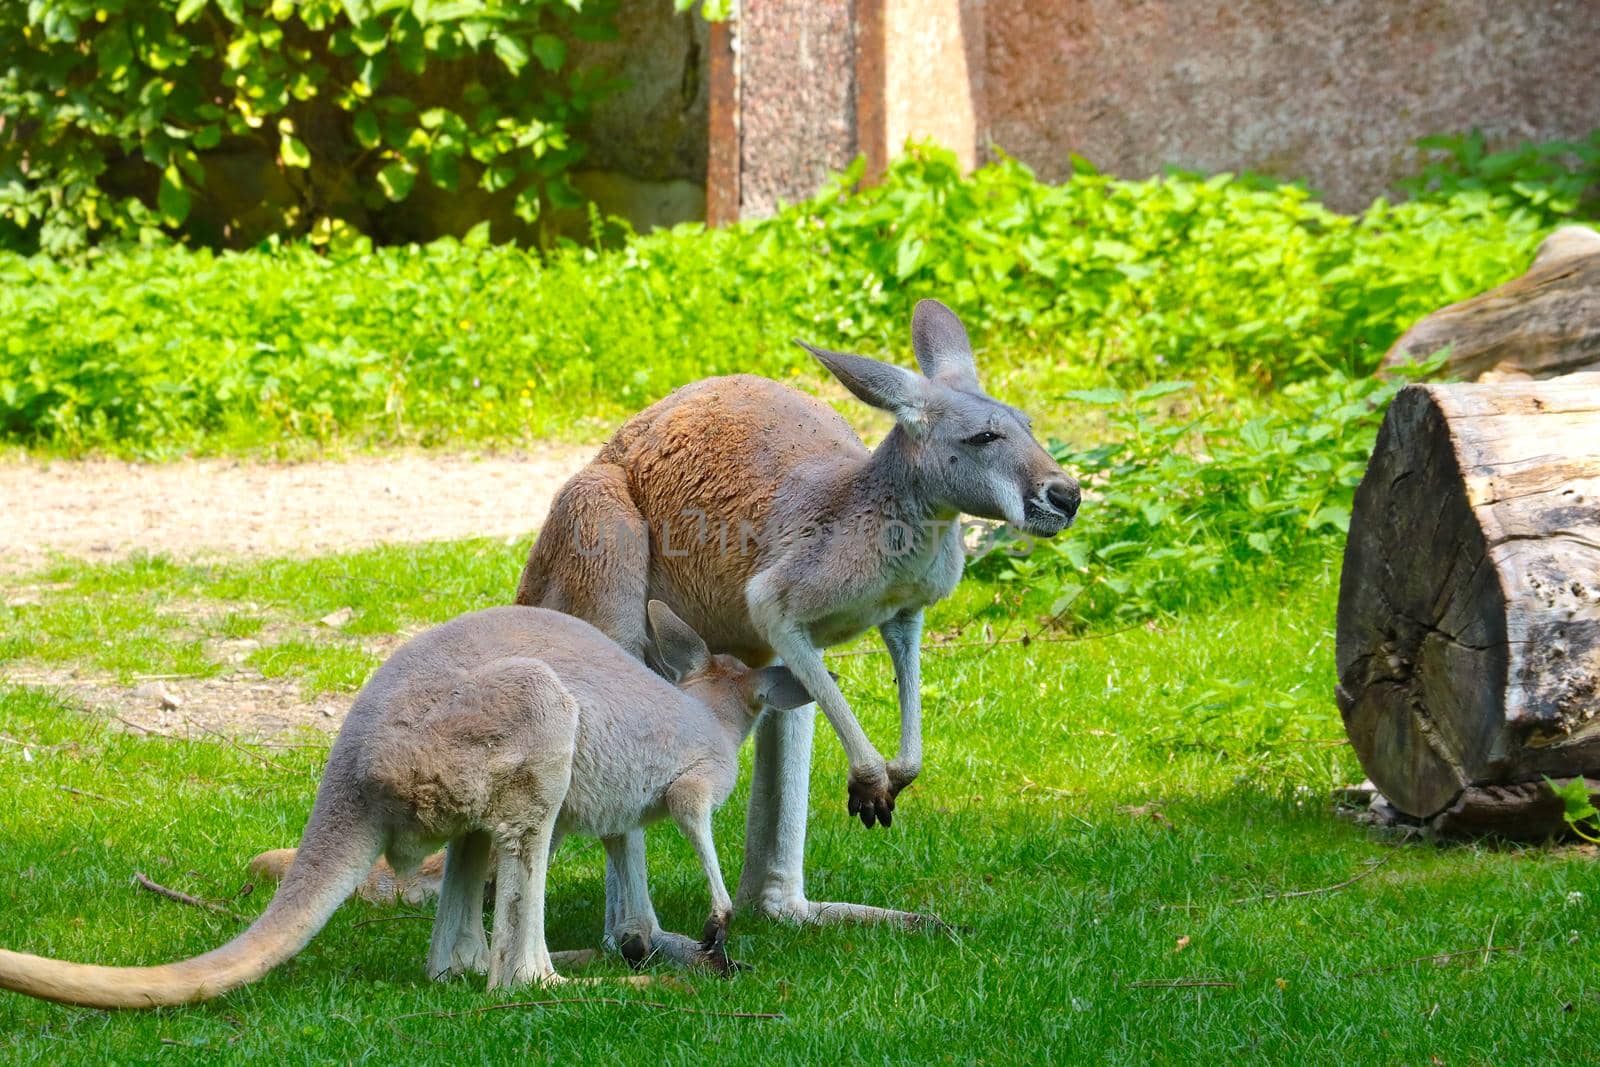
[978,0,1600,211]
[883,0,983,173]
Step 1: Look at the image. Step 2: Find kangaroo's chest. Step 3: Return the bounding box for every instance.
[804,527,965,647]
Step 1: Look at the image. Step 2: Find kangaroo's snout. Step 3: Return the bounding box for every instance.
[1044,479,1080,522]
[1023,476,1080,537]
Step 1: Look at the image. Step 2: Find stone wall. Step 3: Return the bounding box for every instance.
[718,0,1600,219]
[567,0,711,231]
[978,0,1600,211]
[737,0,861,218]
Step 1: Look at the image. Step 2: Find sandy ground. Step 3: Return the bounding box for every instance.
[0,448,595,573]
[1,449,594,738]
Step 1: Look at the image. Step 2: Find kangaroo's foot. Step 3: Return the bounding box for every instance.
[743,888,949,931]
[617,926,746,975]
[427,932,490,981]
[249,847,450,906]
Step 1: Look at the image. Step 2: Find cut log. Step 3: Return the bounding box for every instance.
[1380,225,1600,381]
[1335,375,1600,822]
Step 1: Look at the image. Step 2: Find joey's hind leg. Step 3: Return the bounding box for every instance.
[667,781,742,975]
[427,830,493,980]
[487,817,562,989]
[603,832,710,971]
[517,462,662,955]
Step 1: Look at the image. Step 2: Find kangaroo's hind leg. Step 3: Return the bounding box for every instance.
[474,658,579,989]
[427,829,493,980]
[667,779,741,975]
[519,463,716,969]
[515,463,651,659]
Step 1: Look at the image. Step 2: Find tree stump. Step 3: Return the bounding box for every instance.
[1380,225,1600,381]
[1335,376,1600,829]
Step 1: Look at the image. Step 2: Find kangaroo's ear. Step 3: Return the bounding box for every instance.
[795,340,931,429]
[911,299,981,392]
[645,600,710,682]
[747,665,822,712]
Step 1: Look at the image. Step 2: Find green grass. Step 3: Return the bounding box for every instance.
[3,543,1597,1063]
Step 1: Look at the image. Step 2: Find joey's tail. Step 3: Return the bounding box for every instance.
[0,795,383,1009]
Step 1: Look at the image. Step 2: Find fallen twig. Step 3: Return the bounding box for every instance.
[351,912,432,929]
[133,872,248,923]
[113,715,177,739]
[1128,978,1238,990]
[392,998,784,1022]
[1227,853,1394,906]
[1342,944,1520,978]
[57,784,123,805]
[183,719,302,777]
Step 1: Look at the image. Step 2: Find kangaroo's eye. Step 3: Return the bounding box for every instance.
[964,431,1002,446]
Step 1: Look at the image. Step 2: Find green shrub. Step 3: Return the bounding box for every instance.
[971,368,1421,630]
[1396,129,1600,225]
[0,145,1584,454]
[0,0,620,256]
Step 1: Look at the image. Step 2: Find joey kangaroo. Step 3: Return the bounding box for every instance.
[0,603,812,1008]
[513,299,1080,938]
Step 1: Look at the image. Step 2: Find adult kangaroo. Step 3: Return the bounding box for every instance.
[515,299,1079,935]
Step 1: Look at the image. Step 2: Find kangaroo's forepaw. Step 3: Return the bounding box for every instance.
[696,916,745,976]
[846,770,895,829]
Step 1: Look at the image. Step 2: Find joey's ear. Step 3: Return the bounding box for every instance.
[911,299,981,391]
[645,600,710,682]
[747,665,823,712]
[795,340,931,428]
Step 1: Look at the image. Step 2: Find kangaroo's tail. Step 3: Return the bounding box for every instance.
[0,794,382,1009]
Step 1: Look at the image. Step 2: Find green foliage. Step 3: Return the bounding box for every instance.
[974,369,1413,629]
[0,0,619,255]
[765,148,1558,384]
[1397,130,1600,225]
[0,144,1579,454]
[1545,776,1600,843]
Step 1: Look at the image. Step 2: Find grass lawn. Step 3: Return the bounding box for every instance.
[1,542,1597,1064]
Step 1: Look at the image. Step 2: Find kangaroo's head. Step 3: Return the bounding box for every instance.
[644,601,815,731]
[797,299,1080,538]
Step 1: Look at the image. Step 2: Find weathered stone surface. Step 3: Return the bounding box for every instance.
[572,1,710,184]
[738,0,859,218]
[974,0,1600,212]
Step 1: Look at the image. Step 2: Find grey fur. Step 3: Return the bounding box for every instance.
[512,299,1079,937]
[0,604,811,1007]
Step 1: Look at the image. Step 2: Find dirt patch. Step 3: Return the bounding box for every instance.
[0,448,595,574]
[3,616,418,740]
[7,663,349,740]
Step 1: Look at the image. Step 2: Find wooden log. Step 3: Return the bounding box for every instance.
[1335,375,1600,820]
[1380,225,1600,381]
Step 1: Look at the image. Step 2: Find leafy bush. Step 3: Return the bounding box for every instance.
[973,368,1418,630]
[0,0,620,256]
[1396,130,1600,226]
[0,145,1583,454]
[759,150,1555,384]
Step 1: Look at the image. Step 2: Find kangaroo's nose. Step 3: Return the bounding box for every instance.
[1044,479,1080,520]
